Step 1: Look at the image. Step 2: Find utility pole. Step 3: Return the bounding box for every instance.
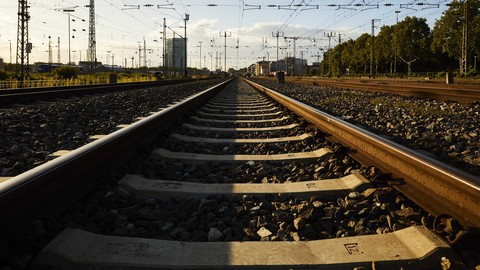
[48,35,52,64]
[16,0,31,82]
[460,0,468,75]
[300,51,304,76]
[220,31,231,72]
[163,18,167,73]
[284,36,299,76]
[87,0,96,73]
[172,33,176,72]
[236,38,239,70]
[370,19,380,78]
[138,43,142,68]
[144,38,147,67]
[272,31,284,71]
[63,9,75,65]
[184,13,189,76]
[394,11,400,76]
[312,51,322,76]
[57,37,61,63]
[9,40,12,64]
[337,34,342,77]
[209,52,213,71]
[198,41,202,69]
[324,32,336,77]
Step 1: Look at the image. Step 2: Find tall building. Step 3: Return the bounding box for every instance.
[166,38,185,71]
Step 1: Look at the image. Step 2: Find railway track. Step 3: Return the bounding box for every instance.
[1,78,479,269]
[0,79,199,105]
[273,77,480,104]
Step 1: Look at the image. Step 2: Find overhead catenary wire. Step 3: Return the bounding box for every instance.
[1,0,452,69]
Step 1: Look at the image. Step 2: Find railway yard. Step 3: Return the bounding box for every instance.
[0,77,479,269]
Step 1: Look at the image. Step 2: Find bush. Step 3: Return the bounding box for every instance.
[54,66,78,79]
[466,68,479,77]
[0,69,10,80]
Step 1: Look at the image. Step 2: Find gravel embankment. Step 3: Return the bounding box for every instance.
[250,79,480,176]
[58,183,429,242]
[0,79,225,176]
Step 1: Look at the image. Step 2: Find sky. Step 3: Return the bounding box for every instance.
[0,0,451,70]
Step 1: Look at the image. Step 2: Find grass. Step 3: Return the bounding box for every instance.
[0,72,158,90]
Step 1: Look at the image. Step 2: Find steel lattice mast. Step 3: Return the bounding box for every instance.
[16,0,31,82]
[87,0,96,73]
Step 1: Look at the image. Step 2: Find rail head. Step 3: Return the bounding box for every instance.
[245,78,480,231]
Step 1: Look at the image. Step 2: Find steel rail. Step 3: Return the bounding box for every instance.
[277,78,480,103]
[0,79,205,105]
[0,79,232,252]
[245,78,480,230]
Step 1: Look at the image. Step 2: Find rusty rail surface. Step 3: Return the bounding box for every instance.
[271,77,480,103]
[246,78,480,231]
[0,79,203,105]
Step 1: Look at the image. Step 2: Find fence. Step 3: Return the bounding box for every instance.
[0,76,156,90]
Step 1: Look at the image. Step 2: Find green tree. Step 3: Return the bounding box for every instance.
[432,0,480,72]
[352,33,371,74]
[0,69,10,80]
[375,25,395,74]
[339,39,355,75]
[396,16,432,74]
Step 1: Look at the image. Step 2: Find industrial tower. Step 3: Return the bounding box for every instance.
[16,0,31,81]
[87,0,96,72]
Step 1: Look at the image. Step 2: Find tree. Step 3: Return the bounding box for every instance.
[396,16,432,74]
[339,39,355,75]
[352,33,371,74]
[432,0,480,72]
[375,25,395,74]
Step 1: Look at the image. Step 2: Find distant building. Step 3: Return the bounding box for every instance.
[78,61,103,73]
[270,60,286,73]
[247,64,256,75]
[255,61,270,76]
[33,62,62,73]
[166,38,186,71]
[284,57,307,76]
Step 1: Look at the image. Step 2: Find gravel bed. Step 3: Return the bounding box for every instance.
[178,122,314,139]
[55,182,430,242]
[251,79,480,176]
[189,114,297,128]
[126,145,360,184]
[158,133,327,155]
[0,79,226,176]
[195,112,287,121]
